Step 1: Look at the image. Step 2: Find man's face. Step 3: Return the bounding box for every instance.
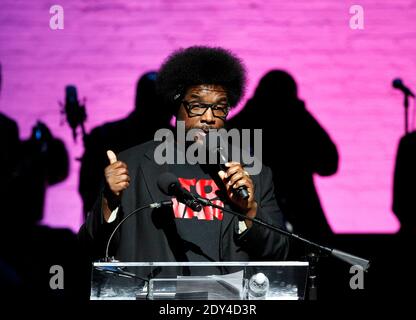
[177,84,229,132]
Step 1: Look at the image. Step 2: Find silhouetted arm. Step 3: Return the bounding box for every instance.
[301,108,339,176]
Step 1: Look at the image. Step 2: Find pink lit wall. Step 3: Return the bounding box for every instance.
[1,0,413,233]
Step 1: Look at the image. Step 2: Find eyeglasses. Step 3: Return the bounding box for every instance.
[182,100,230,120]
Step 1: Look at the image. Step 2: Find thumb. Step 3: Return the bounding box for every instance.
[218,170,227,180]
[107,150,117,164]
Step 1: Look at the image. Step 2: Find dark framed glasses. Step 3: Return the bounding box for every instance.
[182,100,230,120]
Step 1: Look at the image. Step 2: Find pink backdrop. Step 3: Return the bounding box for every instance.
[1,0,413,233]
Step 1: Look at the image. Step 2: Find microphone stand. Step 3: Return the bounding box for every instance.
[195,196,371,300]
[104,201,173,261]
[404,92,410,134]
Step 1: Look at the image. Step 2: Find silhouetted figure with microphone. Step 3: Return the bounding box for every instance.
[229,70,339,250]
[390,122,416,300]
[392,78,415,134]
[79,47,289,264]
[79,71,172,219]
[392,78,416,235]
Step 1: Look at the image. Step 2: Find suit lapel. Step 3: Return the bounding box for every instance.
[140,144,170,203]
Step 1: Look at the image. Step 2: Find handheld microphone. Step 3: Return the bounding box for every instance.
[157,172,203,211]
[393,78,415,97]
[204,131,249,200]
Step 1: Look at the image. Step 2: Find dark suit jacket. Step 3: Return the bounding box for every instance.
[79,140,289,262]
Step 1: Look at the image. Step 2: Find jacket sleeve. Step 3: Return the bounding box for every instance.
[237,165,289,260]
[78,185,120,261]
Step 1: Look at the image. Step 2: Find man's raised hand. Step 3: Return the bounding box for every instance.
[104,150,130,197]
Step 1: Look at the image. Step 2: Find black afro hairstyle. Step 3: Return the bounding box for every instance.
[157,46,246,113]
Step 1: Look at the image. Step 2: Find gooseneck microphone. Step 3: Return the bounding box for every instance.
[392,78,415,134]
[393,78,415,97]
[157,172,203,211]
[105,200,172,261]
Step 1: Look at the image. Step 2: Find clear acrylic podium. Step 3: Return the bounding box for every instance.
[90,261,309,300]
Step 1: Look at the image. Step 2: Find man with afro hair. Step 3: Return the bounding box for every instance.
[80,46,289,266]
[156,46,246,116]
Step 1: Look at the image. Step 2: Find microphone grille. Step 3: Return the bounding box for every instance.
[157,172,179,196]
[392,78,403,88]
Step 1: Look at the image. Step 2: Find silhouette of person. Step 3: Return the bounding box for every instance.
[0,112,20,208]
[0,67,20,208]
[0,112,22,293]
[0,118,80,301]
[228,70,339,250]
[16,122,70,224]
[389,132,416,299]
[0,65,22,291]
[393,131,416,235]
[79,71,173,218]
[0,64,83,300]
